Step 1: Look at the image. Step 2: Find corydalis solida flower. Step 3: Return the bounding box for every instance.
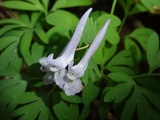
[39,8,111,96]
[64,19,111,96]
[68,19,111,79]
[39,8,92,85]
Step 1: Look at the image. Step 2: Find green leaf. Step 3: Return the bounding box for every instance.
[30,12,42,26]
[129,3,148,15]
[53,101,73,120]
[80,17,97,45]
[151,0,160,7]
[47,26,71,41]
[35,28,49,44]
[89,59,101,78]
[134,76,160,92]
[60,92,82,103]
[125,38,142,64]
[96,14,121,28]
[2,1,43,11]
[51,0,93,11]
[106,28,120,45]
[81,67,89,85]
[107,50,133,66]
[41,0,50,11]
[104,83,133,103]
[20,30,33,65]
[141,0,153,10]
[106,50,134,75]
[0,67,21,78]
[9,48,23,72]
[0,36,18,51]
[18,92,40,104]
[12,92,49,120]
[96,14,121,45]
[0,79,27,118]
[137,91,160,120]
[0,41,18,70]
[0,18,27,26]
[103,44,117,64]
[79,106,90,120]
[69,104,79,120]
[82,80,100,106]
[31,42,45,64]
[127,28,154,50]
[82,59,101,85]
[146,32,160,72]
[0,25,22,37]
[46,10,78,28]
[141,87,160,110]
[108,72,134,83]
[121,90,137,120]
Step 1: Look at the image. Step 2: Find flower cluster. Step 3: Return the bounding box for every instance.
[39,8,111,96]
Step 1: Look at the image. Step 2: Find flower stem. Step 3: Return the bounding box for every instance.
[132,73,160,79]
[110,0,117,15]
[76,44,90,51]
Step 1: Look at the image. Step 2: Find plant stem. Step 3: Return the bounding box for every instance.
[132,73,160,79]
[110,0,117,15]
[118,15,127,33]
[76,44,89,51]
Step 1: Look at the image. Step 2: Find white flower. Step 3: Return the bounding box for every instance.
[39,53,57,72]
[68,19,111,78]
[43,72,55,85]
[39,8,92,86]
[39,8,111,96]
[61,19,111,96]
[54,69,82,96]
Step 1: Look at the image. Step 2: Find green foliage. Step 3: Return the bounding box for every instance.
[0,0,160,120]
[146,32,160,73]
[52,0,93,11]
[106,50,135,75]
[0,79,27,119]
[12,92,50,120]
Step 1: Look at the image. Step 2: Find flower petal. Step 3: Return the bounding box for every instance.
[54,69,67,88]
[63,79,82,96]
[68,19,111,78]
[43,72,55,85]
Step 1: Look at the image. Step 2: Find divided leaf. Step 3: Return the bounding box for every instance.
[146,32,160,72]
[126,28,154,50]
[104,83,133,103]
[46,10,78,28]
[20,30,33,65]
[51,0,93,11]
[12,92,49,120]
[2,1,44,12]
[0,41,19,70]
[60,92,82,104]
[82,80,100,106]
[0,79,27,118]
[108,72,133,83]
[121,90,137,120]
[96,14,121,45]
[106,50,134,75]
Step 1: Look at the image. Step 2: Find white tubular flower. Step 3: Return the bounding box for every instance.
[39,53,55,72]
[49,8,93,69]
[61,19,111,96]
[68,19,111,79]
[39,8,92,85]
